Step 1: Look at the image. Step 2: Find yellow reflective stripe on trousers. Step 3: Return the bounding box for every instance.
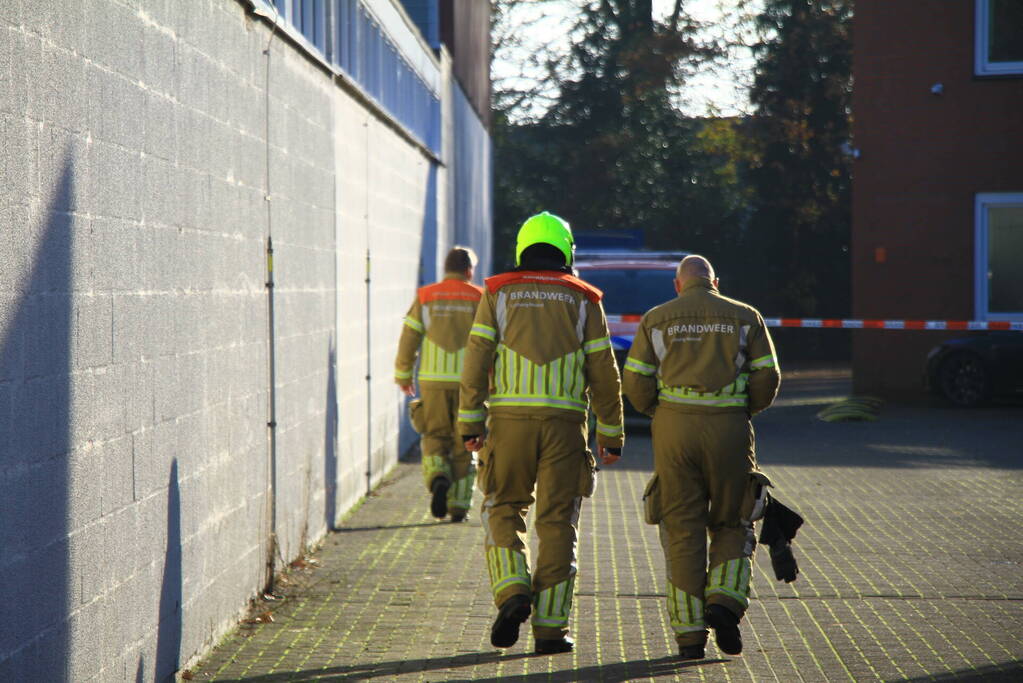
[667,581,705,633]
[421,455,451,489]
[750,354,776,370]
[448,472,475,510]
[624,357,656,376]
[420,339,464,382]
[705,557,752,608]
[403,315,424,333]
[532,576,576,628]
[487,547,530,596]
[492,344,587,413]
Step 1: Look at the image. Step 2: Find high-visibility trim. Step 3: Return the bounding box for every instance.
[485,270,603,303]
[394,369,412,380]
[658,373,750,408]
[421,455,451,490]
[420,339,465,383]
[532,576,576,629]
[624,357,656,376]
[489,396,588,412]
[403,316,424,333]
[583,336,611,354]
[750,354,776,370]
[417,278,484,305]
[596,421,623,437]
[487,547,530,597]
[471,323,497,341]
[667,582,705,634]
[459,409,485,422]
[491,345,588,414]
[705,557,752,608]
[448,472,475,510]
[418,372,462,382]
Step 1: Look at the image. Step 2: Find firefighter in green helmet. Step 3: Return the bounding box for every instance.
[459,211,625,654]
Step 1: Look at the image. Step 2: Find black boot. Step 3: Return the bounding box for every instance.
[430,477,450,519]
[705,604,742,655]
[490,594,531,648]
[450,510,468,523]
[677,644,705,660]
[535,636,574,654]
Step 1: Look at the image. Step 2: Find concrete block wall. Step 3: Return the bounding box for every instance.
[0,0,462,680]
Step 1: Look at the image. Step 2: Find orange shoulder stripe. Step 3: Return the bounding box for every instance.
[485,271,603,304]
[418,279,484,304]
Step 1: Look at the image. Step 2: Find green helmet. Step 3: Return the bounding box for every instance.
[515,211,574,267]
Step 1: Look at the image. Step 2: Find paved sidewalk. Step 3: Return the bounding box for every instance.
[192,369,1023,681]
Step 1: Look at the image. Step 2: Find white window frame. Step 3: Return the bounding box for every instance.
[975,0,1023,76]
[975,192,1023,321]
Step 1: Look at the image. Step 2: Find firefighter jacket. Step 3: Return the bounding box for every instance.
[394,273,484,389]
[623,278,780,416]
[457,270,625,449]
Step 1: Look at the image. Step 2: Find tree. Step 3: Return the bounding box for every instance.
[744,0,853,317]
[491,0,733,271]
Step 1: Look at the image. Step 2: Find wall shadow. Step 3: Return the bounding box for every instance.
[324,341,338,530]
[0,158,74,678]
[154,459,182,681]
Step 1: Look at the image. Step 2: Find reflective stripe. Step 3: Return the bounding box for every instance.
[403,315,424,333]
[575,298,587,343]
[651,329,667,362]
[489,396,588,412]
[421,455,451,489]
[418,372,462,382]
[750,354,776,370]
[471,323,497,341]
[658,372,750,408]
[532,575,576,629]
[624,357,656,376]
[583,336,611,354]
[459,409,485,422]
[448,471,475,509]
[487,547,530,597]
[705,557,752,608]
[495,291,508,336]
[734,324,750,371]
[667,581,704,634]
[596,421,622,437]
[394,369,412,380]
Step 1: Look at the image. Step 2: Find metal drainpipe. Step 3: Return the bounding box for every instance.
[265,236,278,593]
[365,248,372,497]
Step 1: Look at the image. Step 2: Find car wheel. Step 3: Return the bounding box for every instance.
[938,352,990,407]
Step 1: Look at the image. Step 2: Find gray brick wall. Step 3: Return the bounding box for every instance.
[0,1,456,680]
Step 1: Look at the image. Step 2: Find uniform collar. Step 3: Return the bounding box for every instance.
[443,272,469,282]
[678,277,716,296]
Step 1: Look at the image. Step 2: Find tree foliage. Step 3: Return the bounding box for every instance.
[744,0,853,316]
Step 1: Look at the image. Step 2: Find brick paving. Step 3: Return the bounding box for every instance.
[192,368,1023,681]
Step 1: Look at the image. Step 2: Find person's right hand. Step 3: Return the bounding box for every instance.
[398,383,416,397]
[597,445,621,466]
[464,435,485,452]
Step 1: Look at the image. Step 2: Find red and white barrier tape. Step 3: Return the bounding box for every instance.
[764,318,1023,331]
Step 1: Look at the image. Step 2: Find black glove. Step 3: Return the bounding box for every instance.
[606,447,621,456]
[768,538,799,583]
[462,435,479,444]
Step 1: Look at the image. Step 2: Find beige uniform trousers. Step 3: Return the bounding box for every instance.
[419,386,475,513]
[653,406,757,647]
[478,415,592,640]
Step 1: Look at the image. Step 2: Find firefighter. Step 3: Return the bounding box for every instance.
[623,255,780,660]
[459,212,624,655]
[395,246,483,522]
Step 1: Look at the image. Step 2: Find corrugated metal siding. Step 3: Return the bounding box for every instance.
[452,80,492,276]
[398,0,440,48]
[272,0,442,153]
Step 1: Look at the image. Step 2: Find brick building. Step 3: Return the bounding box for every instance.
[852,0,1023,396]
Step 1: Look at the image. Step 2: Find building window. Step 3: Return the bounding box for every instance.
[975,0,1023,76]
[976,193,1023,320]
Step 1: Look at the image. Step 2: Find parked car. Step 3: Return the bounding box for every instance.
[575,251,687,414]
[925,331,1023,406]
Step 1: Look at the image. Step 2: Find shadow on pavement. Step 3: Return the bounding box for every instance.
[896,660,1023,682]
[221,651,723,682]
[333,521,454,533]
